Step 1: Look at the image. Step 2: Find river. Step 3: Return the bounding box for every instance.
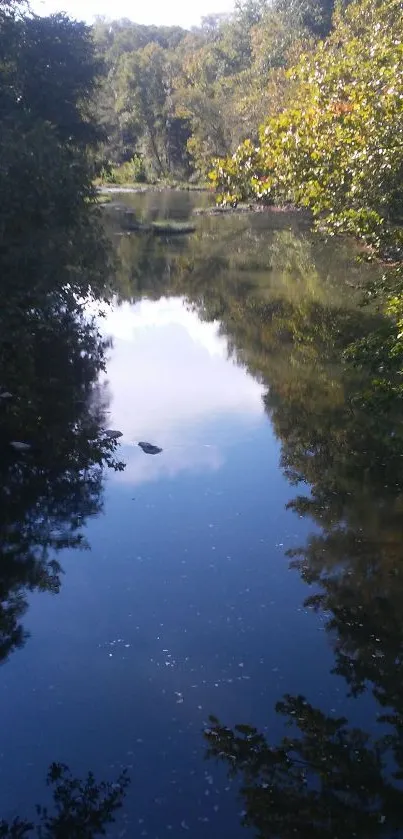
[1,190,402,837]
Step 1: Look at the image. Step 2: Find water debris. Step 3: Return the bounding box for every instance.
[10,441,31,451]
[104,429,123,439]
[0,391,12,399]
[138,441,163,455]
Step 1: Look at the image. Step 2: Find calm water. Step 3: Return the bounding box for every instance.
[1,190,403,836]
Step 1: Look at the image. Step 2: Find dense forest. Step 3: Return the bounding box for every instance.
[92,0,339,181]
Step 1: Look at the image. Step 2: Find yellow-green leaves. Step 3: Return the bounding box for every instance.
[210,0,403,237]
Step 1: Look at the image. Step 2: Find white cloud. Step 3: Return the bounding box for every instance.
[101,297,265,485]
[105,297,227,358]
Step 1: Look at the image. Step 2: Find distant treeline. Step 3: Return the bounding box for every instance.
[92,0,338,181]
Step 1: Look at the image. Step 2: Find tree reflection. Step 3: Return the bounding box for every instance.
[111,214,403,837]
[112,213,403,832]
[0,762,129,837]
[205,695,402,839]
[0,0,127,663]
[0,297,125,663]
[0,174,124,664]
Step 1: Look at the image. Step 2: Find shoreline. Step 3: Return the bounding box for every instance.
[97,184,209,194]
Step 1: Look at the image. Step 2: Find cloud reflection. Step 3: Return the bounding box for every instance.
[102,298,265,485]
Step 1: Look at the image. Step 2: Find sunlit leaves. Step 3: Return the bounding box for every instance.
[210,0,403,238]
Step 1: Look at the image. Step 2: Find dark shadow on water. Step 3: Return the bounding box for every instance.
[0,300,125,663]
[204,695,403,839]
[0,762,129,837]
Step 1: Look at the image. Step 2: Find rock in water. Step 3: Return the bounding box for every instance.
[104,430,123,439]
[138,441,162,455]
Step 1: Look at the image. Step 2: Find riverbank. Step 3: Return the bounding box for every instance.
[97,182,209,194]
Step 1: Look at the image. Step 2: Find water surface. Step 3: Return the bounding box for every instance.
[1,191,402,837]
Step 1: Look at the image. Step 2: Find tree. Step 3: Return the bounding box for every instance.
[117,43,170,176]
[210,0,403,254]
[92,0,330,179]
[0,10,103,147]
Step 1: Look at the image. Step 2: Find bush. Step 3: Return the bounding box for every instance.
[100,155,148,185]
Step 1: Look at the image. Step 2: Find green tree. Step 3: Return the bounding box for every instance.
[117,43,171,176]
[0,9,103,147]
[93,0,332,179]
[211,0,403,251]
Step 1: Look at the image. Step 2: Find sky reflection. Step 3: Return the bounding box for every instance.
[102,297,266,485]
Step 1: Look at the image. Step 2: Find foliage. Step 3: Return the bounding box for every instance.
[93,0,335,179]
[211,0,403,244]
[0,3,115,307]
[100,154,148,184]
[209,138,270,204]
[0,9,102,148]
[0,763,129,837]
[208,0,403,387]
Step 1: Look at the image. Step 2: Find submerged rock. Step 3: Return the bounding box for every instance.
[150,221,196,236]
[138,441,162,455]
[106,206,196,236]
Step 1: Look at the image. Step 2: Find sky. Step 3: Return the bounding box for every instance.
[30,0,235,28]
